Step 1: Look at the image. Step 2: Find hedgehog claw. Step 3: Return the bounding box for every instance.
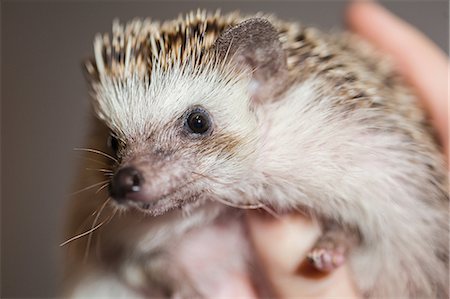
[307,247,346,272]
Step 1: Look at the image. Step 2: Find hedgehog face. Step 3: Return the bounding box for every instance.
[86,14,288,215]
[97,66,259,215]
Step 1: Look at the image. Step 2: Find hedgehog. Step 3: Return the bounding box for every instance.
[63,10,449,298]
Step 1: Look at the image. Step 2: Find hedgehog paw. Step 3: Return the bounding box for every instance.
[307,246,346,272]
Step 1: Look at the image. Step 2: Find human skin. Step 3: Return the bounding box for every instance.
[246,2,449,298]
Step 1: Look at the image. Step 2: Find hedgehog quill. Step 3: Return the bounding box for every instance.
[64,10,449,298]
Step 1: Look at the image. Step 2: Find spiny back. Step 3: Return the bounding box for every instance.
[85,10,241,84]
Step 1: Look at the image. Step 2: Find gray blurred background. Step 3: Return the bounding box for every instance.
[1,1,448,298]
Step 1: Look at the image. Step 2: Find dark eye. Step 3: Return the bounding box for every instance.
[185,108,212,135]
[107,134,120,154]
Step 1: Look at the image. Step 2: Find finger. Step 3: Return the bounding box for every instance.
[346,1,449,156]
[245,212,360,298]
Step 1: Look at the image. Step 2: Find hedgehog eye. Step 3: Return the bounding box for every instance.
[107,134,120,154]
[185,108,212,136]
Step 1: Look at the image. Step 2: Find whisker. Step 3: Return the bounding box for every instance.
[84,197,111,261]
[211,196,265,210]
[192,172,261,208]
[95,208,118,258]
[59,218,109,247]
[86,168,114,174]
[191,171,280,218]
[95,182,110,194]
[68,180,110,196]
[75,210,99,234]
[260,204,281,219]
[79,156,111,167]
[74,147,118,163]
[191,171,235,187]
[141,178,200,208]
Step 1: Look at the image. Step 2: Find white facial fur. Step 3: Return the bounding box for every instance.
[91,59,262,214]
[92,64,255,142]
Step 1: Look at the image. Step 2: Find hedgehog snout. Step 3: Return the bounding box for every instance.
[109,166,144,202]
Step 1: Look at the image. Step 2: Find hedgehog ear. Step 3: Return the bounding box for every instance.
[213,18,288,103]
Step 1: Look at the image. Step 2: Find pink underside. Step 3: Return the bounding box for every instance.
[172,219,258,299]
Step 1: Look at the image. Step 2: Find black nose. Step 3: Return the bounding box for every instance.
[109,167,144,201]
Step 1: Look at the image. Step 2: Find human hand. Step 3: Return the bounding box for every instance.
[246,2,449,298]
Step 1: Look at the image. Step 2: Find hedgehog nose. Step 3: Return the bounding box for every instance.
[109,167,143,201]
